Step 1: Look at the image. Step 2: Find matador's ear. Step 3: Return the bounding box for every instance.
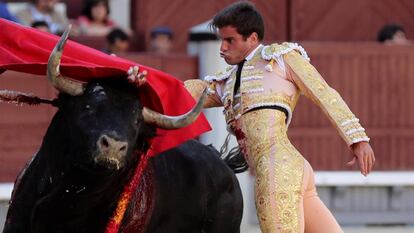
[0,90,56,106]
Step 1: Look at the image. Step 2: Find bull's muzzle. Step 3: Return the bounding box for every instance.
[94,135,128,170]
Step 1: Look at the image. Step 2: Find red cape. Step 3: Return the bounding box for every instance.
[0,19,211,156]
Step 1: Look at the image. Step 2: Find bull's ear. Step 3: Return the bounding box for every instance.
[0,90,55,106]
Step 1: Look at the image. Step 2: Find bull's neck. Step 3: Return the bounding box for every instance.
[35,155,139,232]
[61,165,134,203]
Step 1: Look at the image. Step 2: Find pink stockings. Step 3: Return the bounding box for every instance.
[300,161,343,233]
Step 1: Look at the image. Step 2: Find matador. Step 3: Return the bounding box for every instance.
[184,2,375,233]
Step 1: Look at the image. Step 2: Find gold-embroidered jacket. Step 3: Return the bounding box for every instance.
[184,42,369,146]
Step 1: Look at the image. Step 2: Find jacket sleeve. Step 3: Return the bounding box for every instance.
[284,50,369,146]
[184,79,223,108]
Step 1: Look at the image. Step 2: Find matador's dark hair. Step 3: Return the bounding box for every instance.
[210,1,264,41]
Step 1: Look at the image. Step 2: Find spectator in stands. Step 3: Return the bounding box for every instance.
[16,0,68,35]
[149,26,174,54]
[102,28,130,55]
[31,20,50,32]
[377,24,412,45]
[0,1,20,23]
[77,0,116,36]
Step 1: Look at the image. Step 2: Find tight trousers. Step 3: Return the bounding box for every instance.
[238,109,343,233]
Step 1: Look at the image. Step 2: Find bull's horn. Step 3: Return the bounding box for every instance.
[143,88,207,129]
[47,25,85,96]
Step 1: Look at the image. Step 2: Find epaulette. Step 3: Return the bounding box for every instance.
[261,42,310,62]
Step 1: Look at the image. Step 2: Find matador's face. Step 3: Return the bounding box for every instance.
[218,26,259,65]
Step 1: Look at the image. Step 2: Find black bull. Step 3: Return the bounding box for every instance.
[2,78,244,233]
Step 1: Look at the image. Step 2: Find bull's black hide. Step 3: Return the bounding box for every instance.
[2,78,243,233]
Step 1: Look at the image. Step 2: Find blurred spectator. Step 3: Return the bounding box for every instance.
[150,26,173,54]
[102,28,130,55]
[0,2,20,23]
[16,0,68,35]
[377,24,412,45]
[31,20,50,32]
[77,0,115,36]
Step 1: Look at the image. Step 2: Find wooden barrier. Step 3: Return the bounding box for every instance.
[0,72,55,182]
[290,43,414,170]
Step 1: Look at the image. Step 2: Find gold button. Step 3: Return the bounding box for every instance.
[318,85,325,91]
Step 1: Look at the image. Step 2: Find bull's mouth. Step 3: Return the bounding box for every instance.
[94,155,123,170]
[93,135,128,170]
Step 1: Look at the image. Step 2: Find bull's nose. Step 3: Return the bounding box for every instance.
[97,135,128,157]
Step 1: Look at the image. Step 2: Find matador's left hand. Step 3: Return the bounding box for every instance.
[347,141,375,176]
[127,66,147,86]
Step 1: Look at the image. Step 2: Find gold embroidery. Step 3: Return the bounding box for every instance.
[242,69,264,77]
[350,132,368,140]
[240,109,303,233]
[342,122,365,135]
[242,93,297,112]
[284,51,369,145]
[241,81,263,92]
[222,47,271,123]
[183,79,222,108]
[224,72,236,91]
[262,43,288,59]
[246,54,262,66]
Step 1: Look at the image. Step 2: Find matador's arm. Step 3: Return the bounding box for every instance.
[184,79,223,108]
[284,50,370,147]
